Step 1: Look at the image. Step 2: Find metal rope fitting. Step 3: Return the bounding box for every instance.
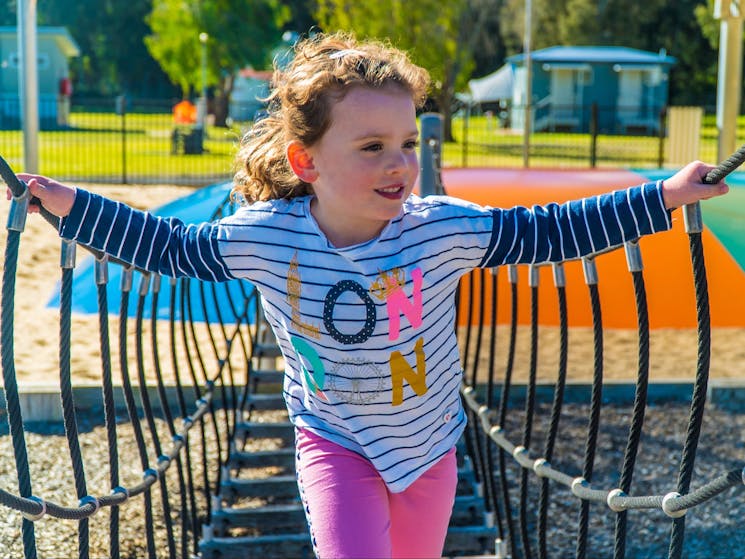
[624,240,643,273]
[79,495,100,516]
[571,477,588,496]
[508,264,518,284]
[683,203,703,234]
[582,256,598,285]
[94,255,109,285]
[111,486,130,501]
[21,495,46,521]
[533,458,549,477]
[606,488,628,512]
[157,454,171,468]
[60,238,76,269]
[528,264,539,287]
[120,266,134,292]
[143,467,159,481]
[552,262,566,288]
[7,188,30,232]
[661,491,687,518]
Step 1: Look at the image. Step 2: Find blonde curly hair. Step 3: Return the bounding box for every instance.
[232,32,430,203]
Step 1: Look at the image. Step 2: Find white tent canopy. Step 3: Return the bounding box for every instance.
[466,63,513,103]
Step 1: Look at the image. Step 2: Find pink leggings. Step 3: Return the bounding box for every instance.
[295,428,458,559]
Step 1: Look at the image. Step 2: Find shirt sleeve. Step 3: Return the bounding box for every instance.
[480,181,672,268]
[58,188,235,282]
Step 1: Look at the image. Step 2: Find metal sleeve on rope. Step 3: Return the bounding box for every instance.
[21,496,46,521]
[7,190,30,232]
[94,255,108,285]
[662,492,687,518]
[528,264,539,287]
[683,203,703,235]
[552,262,566,287]
[582,256,598,285]
[60,238,76,269]
[79,495,100,516]
[624,240,643,272]
[508,264,518,284]
[606,488,628,512]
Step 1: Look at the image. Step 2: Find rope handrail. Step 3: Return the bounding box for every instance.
[460,384,745,515]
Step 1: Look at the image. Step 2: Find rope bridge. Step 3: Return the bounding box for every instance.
[0,131,742,559]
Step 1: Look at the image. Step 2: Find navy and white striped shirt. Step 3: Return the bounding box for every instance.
[60,182,671,492]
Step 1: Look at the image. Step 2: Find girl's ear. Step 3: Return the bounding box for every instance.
[287,141,318,183]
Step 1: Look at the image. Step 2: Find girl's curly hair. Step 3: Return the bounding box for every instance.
[232,32,430,203]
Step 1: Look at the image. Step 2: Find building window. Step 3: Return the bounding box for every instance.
[8,52,50,70]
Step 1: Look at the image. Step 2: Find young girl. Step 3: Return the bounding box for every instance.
[18,32,726,559]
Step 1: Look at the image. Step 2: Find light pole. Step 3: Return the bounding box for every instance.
[197,32,208,130]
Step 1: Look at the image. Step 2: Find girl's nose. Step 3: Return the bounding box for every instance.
[386,151,412,174]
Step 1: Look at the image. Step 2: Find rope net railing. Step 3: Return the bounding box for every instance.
[456,221,745,559]
[0,156,262,558]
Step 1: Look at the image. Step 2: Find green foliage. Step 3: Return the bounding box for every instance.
[145,0,290,98]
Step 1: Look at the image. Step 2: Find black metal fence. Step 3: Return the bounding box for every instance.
[0,96,721,186]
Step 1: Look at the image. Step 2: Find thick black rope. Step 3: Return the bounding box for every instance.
[117,275,157,559]
[181,280,214,525]
[575,278,604,559]
[58,260,91,559]
[134,274,177,559]
[538,270,569,559]
[668,230,711,559]
[518,281,539,559]
[149,276,191,558]
[1,227,37,559]
[485,268,505,538]
[498,270,520,559]
[613,267,651,559]
[469,269,493,518]
[95,261,121,559]
[171,279,201,557]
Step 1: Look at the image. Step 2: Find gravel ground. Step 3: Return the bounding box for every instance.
[0,402,742,558]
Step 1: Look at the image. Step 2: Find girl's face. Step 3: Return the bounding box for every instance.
[303,84,420,248]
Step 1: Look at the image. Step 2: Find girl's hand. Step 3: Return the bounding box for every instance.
[11,174,76,217]
[661,161,729,210]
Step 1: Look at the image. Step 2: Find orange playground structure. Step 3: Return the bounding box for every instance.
[441,168,745,329]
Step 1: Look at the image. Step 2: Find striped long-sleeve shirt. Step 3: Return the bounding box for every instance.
[59,181,671,492]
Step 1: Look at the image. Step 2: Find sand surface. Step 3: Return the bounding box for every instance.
[0,182,743,388]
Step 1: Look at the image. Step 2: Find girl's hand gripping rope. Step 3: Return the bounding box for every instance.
[8,173,76,218]
[660,161,729,210]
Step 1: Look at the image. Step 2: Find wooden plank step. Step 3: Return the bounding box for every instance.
[220,475,299,502]
[212,503,307,535]
[244,393,286,411]
[235,421,294,442]
[213,493,487,533]
[199,524,496,559]
[248,368,285,384]
[253,343,283,358]
[228,448,295,469]
[199,532,312,559]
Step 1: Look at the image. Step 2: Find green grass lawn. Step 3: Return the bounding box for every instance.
[0,110,741,182]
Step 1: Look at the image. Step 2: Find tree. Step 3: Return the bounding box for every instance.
[314,0,501,141]
[145,0,290,126]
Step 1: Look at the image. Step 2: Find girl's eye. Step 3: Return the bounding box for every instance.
[362,143,383,152]
[403,140,419,150]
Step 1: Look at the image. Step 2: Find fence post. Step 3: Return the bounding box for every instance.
[462,104,469,168]
[657,106,667,169]
[116,95,127,184]
[419,112,444,196]
[589,102,598,168]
